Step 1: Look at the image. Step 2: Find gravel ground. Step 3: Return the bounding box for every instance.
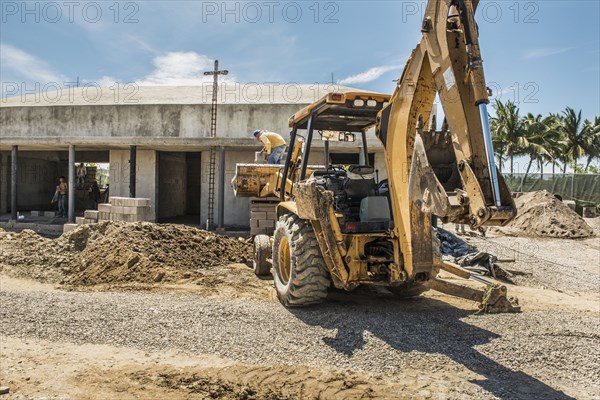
[1,283,598,399]
[2,220,599,399]
[464,232,600,294]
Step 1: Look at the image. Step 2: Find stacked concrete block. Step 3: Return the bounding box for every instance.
[95,197,153,222]
[84,210,99,224]
[74,210,101,226]
[98,203,112,220]
[63,197,152,233]
[250,198,279,236]
[63,223,78,233]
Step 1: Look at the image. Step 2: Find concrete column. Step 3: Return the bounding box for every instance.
[358,149,366,165]
[68,145,75,223]
[0,152,7,214]
[361,131,369,165]
[129,145,136,197]
[218,147,225,229]
[11,146,18,221]
[199,151,203,227]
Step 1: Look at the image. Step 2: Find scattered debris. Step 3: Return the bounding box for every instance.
[492,190,594,239]
[437,228,513,281]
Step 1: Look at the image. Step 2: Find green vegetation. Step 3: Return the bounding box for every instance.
[490,100,599,176]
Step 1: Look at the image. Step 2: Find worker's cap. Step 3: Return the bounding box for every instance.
[253,130,261,137]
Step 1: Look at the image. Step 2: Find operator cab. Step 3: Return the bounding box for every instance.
[285,92,392,233]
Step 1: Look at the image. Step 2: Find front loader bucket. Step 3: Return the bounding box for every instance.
[231,164,282,198]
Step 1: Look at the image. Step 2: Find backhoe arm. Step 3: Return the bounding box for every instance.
[376,0,516,279]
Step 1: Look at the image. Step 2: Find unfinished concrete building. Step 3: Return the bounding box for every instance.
[0,84,388,228]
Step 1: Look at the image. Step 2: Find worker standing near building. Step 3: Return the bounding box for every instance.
[76,163,87,188]
[254,130,286,164]
[56,176,68,218]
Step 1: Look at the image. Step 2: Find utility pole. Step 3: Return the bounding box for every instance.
[203,60,228,230]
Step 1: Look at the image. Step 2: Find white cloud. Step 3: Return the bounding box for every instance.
[523,47,574,60]
[126,35,159,55]
[0,43,66,84]
[83,76,120,87]
[135,52,234,86]
[338,64,401,85]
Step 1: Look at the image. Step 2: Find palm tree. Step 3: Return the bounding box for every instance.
[520,113,552,181]
[584,116,600,171]
[556,107,592,174]
[544,113,567,176]
[490,100,526,175]
[489,117,507,171]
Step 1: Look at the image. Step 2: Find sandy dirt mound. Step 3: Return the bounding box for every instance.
[63,222,252,285]
[0,222,253,288]
[0,228,74,282]
[492,191,594,239]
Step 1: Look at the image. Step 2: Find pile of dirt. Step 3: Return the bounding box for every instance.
[0,222,253,286]
[493,191,594,239]
[0,229,75,282]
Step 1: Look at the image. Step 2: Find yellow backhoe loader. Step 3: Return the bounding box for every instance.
[232,0,519,313]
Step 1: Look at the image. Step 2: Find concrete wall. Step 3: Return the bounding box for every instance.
[157,152,187,219]
[1,103,385,159]
[1,104,301,140]
[109,149,157,220]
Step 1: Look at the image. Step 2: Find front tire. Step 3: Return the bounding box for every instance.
[253,234,272,277]
[272,214,330,306]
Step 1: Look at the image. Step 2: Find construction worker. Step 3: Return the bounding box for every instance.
[76,163,87,188]
[56,176,68,218]
[253,130,286,164]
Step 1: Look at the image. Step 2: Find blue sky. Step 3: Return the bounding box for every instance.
[1,1,599,170]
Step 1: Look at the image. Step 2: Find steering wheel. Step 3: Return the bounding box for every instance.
[327,165,347,176]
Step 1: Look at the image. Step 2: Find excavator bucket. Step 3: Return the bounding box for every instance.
[408,134,451,217]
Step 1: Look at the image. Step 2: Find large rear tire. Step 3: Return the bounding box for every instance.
[272,213,330,306]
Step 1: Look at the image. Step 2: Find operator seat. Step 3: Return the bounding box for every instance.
[343,165,376,201]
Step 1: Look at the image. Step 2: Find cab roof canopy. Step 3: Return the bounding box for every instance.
[288,92,391,132]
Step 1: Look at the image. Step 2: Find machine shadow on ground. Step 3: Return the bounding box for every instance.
[289,290,574,400]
